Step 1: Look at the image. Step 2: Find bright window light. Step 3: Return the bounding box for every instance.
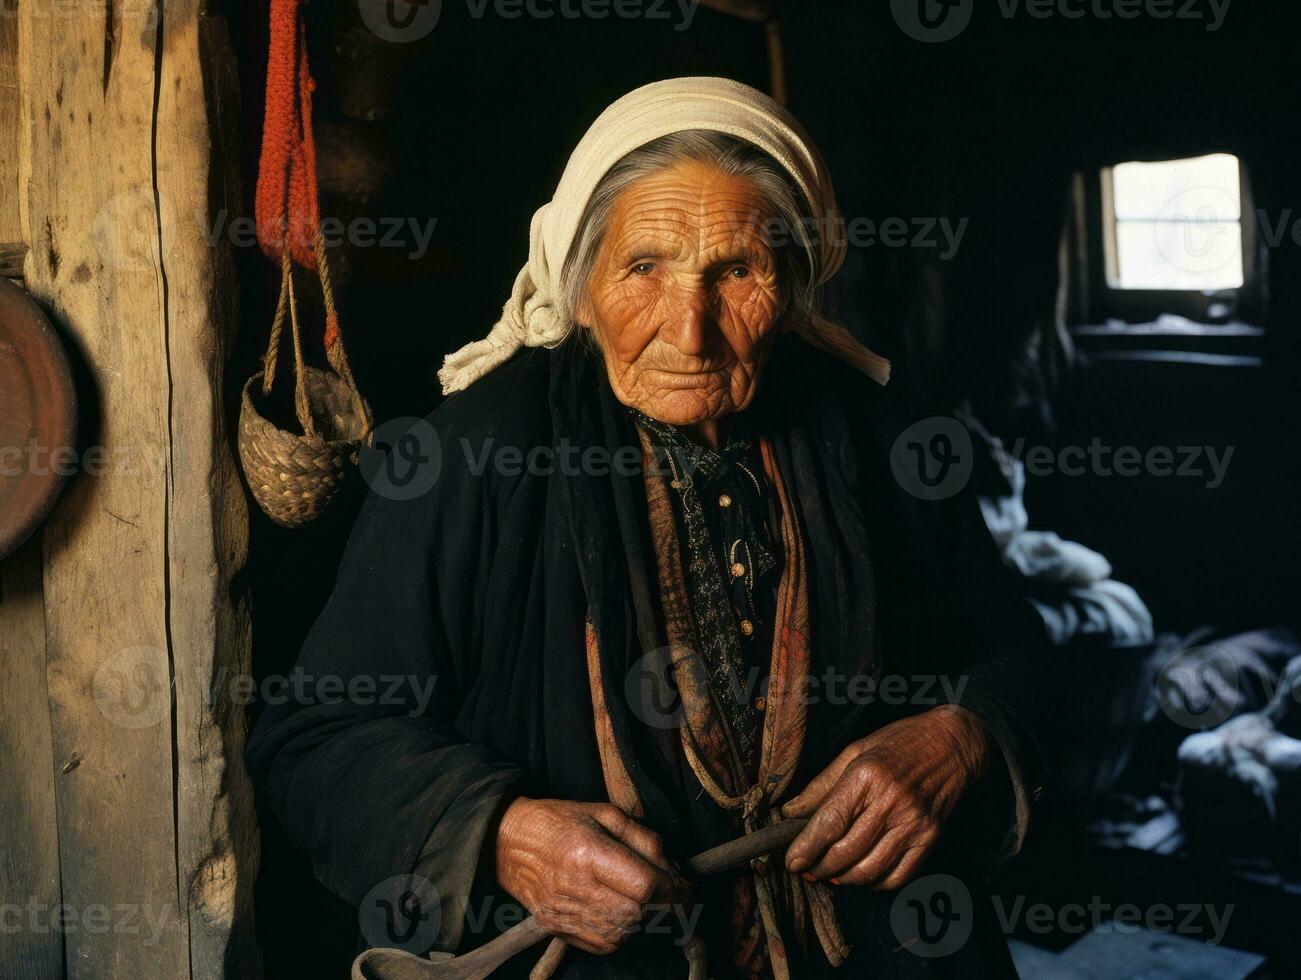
[1104,153,1243,291]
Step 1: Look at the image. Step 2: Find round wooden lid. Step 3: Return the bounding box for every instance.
[0,276,76,559]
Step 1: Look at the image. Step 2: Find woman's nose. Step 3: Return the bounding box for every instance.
[659,283,714,356]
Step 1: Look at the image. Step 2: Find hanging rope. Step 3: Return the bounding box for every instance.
[254,0,344,355]
[256,0,318,268]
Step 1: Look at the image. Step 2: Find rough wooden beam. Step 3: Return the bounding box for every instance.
[16,3,256,977]
[0,538,62,980]
[159,11,260,979]
[0,8,63,979]
[20,6,189,975]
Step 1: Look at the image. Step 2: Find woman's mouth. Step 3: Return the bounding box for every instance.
[643,367,728,389]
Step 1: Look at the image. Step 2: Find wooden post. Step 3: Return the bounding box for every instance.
[6,3,258,978]
[0,8,63,980]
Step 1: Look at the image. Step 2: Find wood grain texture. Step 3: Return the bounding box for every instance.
[0,537,63,980]
[21,5,188,976]
[159,11,260,980]
[0,9,64,980]
[0,241,26,278]
[16,3,256,977]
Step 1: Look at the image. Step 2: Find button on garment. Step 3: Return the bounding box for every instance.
[631,409,781,773]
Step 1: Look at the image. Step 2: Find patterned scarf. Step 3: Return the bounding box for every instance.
[629,410,775,773]
[585,428,849,978]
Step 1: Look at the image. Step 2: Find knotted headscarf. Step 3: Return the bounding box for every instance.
[438,76,890,395]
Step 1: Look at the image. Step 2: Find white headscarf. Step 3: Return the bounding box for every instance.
[438,76,889,395]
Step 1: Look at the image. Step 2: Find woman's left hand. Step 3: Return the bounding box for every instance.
[782,705,990,889]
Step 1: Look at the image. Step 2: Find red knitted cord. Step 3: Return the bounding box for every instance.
[255,0,321,272]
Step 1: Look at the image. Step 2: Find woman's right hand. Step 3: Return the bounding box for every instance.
[495,798,689,955]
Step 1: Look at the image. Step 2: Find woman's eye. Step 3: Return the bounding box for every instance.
[632,262,656,276]
[728,266,750,279]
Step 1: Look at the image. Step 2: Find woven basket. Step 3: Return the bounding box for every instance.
[239,366,369,527]
[238,244,372,528]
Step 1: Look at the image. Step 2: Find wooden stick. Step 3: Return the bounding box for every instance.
[528,938,569,980]
[686,817,806,876]
[352,819,809,980]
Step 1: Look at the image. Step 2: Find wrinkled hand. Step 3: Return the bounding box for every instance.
[495,798,689,955]
[783,705,989,889]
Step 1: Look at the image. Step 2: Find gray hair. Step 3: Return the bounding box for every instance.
[561,130,822,331]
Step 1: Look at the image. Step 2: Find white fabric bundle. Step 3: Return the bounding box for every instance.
[439,76,890,395]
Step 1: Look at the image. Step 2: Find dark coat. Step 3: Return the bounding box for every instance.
[246,334,1050,978]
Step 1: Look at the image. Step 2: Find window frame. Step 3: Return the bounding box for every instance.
[1084,154,1264,326]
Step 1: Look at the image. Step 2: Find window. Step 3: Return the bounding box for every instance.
[1066,152,1263,328]
[1102,153,1244,292]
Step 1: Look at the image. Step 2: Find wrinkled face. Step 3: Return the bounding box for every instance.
[577,160,785,429]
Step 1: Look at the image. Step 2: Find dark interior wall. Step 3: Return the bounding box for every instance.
[785,1,1301,391]
[783,1,1301,632]
[227,2,1301,975]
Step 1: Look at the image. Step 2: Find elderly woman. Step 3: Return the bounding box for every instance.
[248,78,1042,978]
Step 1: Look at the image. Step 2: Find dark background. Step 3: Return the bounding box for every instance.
[227,1,1301,975]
